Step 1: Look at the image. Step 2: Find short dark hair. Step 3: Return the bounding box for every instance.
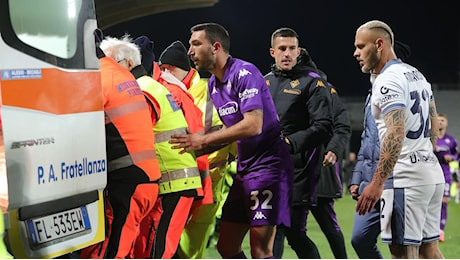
[190,23,230,53]
[271,27,299,47]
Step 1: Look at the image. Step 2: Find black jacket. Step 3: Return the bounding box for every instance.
[265,61,333,205]
[316,83,352,198]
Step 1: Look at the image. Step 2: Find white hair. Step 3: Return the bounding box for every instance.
[100,34,141,66]
[358,20,394,47]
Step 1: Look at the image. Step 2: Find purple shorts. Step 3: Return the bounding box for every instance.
[221,167,292,227]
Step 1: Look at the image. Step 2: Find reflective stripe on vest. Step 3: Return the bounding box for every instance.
[154,127,187,143]
[107,150,157,172]
[160,167,200,182]
[159,167,202,194]
[104,100,147,124]
[138,75,202,194]
[190,72,214,132]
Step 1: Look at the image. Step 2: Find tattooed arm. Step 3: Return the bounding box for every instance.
[356,108,405,215]
[373,108,406,186]
[428,99,439,148]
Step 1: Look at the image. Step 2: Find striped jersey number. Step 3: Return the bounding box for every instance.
[250,190,273,210]
[26,206,91,246]
[407,90,430,139]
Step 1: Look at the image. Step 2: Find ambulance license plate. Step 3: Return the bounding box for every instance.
[26,206,91,246]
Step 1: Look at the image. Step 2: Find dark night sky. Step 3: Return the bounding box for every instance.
[104,0,459,97]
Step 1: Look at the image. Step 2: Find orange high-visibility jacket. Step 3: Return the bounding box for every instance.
[102,57,160,182]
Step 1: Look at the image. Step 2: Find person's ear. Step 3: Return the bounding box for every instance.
[375,38,384,51]
[127,59,135,70]
[212,42,221,53]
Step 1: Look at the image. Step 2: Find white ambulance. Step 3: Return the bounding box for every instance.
[0,0,106,258]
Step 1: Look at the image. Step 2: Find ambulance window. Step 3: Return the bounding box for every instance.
[9,0,81,59]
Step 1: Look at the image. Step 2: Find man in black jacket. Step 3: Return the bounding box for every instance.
[312,63,351,259]
[265,27,334,259]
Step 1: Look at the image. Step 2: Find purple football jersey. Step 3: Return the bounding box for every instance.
[208,56,292,174]
[435,133,458,182]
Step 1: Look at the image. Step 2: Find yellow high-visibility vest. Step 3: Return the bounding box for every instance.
[138,75,202,194]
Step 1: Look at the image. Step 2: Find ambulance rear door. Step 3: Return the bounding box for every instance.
[0,0,106,258]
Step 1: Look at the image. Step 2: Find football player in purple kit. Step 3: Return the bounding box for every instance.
[170,22,294,259]
[434,113,458,242]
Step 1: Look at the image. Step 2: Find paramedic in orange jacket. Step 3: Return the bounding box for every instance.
[152,55,212,207]
[79,38,161,259]
[157,40,237,258]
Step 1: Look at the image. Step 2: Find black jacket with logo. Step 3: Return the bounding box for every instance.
[265,62,333,205]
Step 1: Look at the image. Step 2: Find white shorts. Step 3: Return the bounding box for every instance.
[380,184,443,245]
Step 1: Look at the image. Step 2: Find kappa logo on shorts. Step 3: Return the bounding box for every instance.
[253,211,267,220]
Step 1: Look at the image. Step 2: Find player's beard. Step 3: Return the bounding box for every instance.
[362,45,380,74]
[195,48,215,72]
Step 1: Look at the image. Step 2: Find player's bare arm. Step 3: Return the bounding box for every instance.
[356,108,405,215]
[170,109,263,153]
[429,99,439,148]
[373,108,405,185]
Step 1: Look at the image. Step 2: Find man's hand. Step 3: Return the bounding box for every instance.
[349,184,359,200]
[323,151,337,166]
[170,133,205,154]
[355,181,383,215]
